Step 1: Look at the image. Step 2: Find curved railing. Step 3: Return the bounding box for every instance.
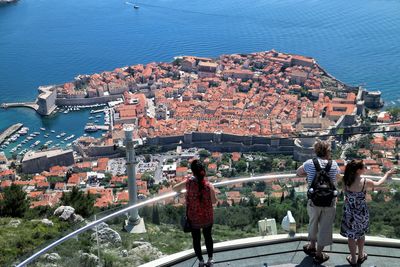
[16,172,400,266]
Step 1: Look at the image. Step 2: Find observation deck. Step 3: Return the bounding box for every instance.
[14,172,400,267]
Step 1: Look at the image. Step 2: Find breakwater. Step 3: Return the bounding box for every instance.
[0,123,23,145]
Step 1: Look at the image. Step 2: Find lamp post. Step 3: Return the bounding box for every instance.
[124,124,146,233]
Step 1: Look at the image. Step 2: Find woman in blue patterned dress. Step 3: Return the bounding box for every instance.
[340,160,395,266]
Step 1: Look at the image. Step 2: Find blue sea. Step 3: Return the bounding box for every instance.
[0,0,400,154]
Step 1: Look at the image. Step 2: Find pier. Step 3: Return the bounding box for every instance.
[1,102,39,111]
[0,123,23,145]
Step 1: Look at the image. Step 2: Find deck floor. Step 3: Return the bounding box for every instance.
[171,241,399,267]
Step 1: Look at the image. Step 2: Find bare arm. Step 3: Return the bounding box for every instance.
[173,180,187,193]
[336,173,343,182]
[296,165,306,177]
[210,184,218,205]
[367,169,396,188]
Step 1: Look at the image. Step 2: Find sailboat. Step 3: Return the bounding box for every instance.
[133,4,139,9]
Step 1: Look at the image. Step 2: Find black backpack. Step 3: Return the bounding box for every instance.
[307,158,337,207]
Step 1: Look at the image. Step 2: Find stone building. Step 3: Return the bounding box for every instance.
[22,149,74,174]
[37,86,57,116]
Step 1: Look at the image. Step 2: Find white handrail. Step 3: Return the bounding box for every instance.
[16,172,398,266]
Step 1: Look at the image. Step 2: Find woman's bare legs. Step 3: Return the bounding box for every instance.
[357,236,366,260]
[348,238,357,264]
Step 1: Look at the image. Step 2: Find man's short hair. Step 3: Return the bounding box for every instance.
[314,140,331,158]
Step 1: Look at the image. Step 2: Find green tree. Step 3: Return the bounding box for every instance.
[371,191,385,203]
[199,150,210,159]
[60,187,96,217]
[142,172,155,186]
[255,181,266,192]
[0,184,29,217]
[234,160,247,173]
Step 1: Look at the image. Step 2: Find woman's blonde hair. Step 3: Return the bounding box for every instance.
[314,140,331,158]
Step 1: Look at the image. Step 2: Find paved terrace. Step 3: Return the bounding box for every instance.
[141,234,400,267]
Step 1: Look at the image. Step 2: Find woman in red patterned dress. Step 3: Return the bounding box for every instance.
[174,159,218,267]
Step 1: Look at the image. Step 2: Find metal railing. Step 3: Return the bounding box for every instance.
[16,172,399,266]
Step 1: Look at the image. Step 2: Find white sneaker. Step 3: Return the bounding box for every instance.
[206,258,214,266]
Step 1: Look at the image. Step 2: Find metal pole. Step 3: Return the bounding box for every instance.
[95,215,100,262]
[124,124,140,224]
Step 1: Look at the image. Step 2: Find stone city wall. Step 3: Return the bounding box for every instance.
[147,132,295,154]
[55,95,121,106]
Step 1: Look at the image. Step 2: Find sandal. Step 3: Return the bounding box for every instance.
[357,253,368,264]
[303,243,316,256]
[346,255,357,267]
[314,252,329,264]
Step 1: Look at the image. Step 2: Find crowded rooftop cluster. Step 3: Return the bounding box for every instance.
[1,130,399,211]
[0,156,149,209]
[54,50,358,139]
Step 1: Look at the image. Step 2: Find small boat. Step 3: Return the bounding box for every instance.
[18,127,29,135]
[51,130,56,133]
[60,132,66,137]
[56,135,61,138]
[84,123,98,132]
[134,4,139,9]
[40,127,46,131]
[64,110,69,114]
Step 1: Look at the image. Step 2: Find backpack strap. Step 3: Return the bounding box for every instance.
[312,158,321,171]
[324,160,332,172]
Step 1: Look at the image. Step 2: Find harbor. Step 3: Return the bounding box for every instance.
[0,103,112,156]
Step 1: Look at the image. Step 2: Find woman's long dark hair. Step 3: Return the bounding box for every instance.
[190,159,206,201]
[343,160,364,187]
